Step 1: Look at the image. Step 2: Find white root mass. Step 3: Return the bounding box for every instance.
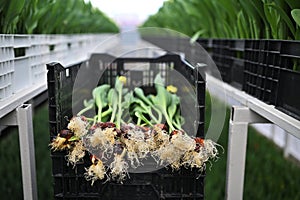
[66,140,86,166]
[51,119,221,185]
[84,159,106,185]
[67,116,88,137]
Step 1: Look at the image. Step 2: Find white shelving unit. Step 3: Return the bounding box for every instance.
[0,34,112,200]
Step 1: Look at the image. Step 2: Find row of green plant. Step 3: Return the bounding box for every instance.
[0,0,119,34]
[143,0,300,40]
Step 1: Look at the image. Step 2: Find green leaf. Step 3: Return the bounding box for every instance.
[5,0,25,23]
[154,73,165,86]
[78,98,95,116]
[266,3,296,37]
[0,1,7,12]
[147,94,157,104]
[92,84,110,122]
[285,0,300,9]
[239,0,262,38]
[3,0,25,33]
[167,94,180,120]
[264,3,279,39]
[251,0,271,38]
[83,99,94,107]
[133,106,147,114]
[135,111,153,126]
[191,30,207,43]
[108,88,118,123]
[134,88,153,106]
[121,92,133,109]
[107,88,115,105]
[292,9,300,27]
[237,11,247,38]
[218,0,239,22]
[25,1,54,34]
[179,0,198,17]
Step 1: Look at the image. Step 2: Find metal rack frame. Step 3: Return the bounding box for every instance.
[207,75,300,200]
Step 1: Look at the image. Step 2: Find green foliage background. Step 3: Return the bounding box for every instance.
[0,0,119,34]
[143,0,300,40]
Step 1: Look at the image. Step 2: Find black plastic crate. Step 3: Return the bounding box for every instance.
[211,40,233,83]
[276,69,300,120]
[275,40,300,119]
[197,39,245,89]
[244,40,264,101]
[198,38,300,119]
[228,39,245,89]
[239,39,300,119]
[280,40,300,71]
[243,40,282,104]
[231,58,244,89]
[197,39,210,50]
[47,53,206,199]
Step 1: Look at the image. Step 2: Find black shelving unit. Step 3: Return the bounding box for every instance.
[196,38,300,120]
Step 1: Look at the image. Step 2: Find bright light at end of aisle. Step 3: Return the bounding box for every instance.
[86,0,166,28]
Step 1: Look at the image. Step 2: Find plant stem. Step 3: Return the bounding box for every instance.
[148,110,159,124]
[101,108,112,118]
[97,107,102,122]
[153,106,163,123]
[116,85,122,129]
[137,117,141,126]
[162,110,175,131]
[93,116,97,125]
[77,104,93,116]
[110,102,117,123]
[85,117,95,122]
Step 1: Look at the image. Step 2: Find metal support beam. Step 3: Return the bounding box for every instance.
[206,75,300,138]
[284,131,293,158]
[0,104,38,200]
[225,106,269,200]
[16,104,38,200]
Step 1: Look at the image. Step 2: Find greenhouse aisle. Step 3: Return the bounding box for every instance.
[92,30,165,58]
